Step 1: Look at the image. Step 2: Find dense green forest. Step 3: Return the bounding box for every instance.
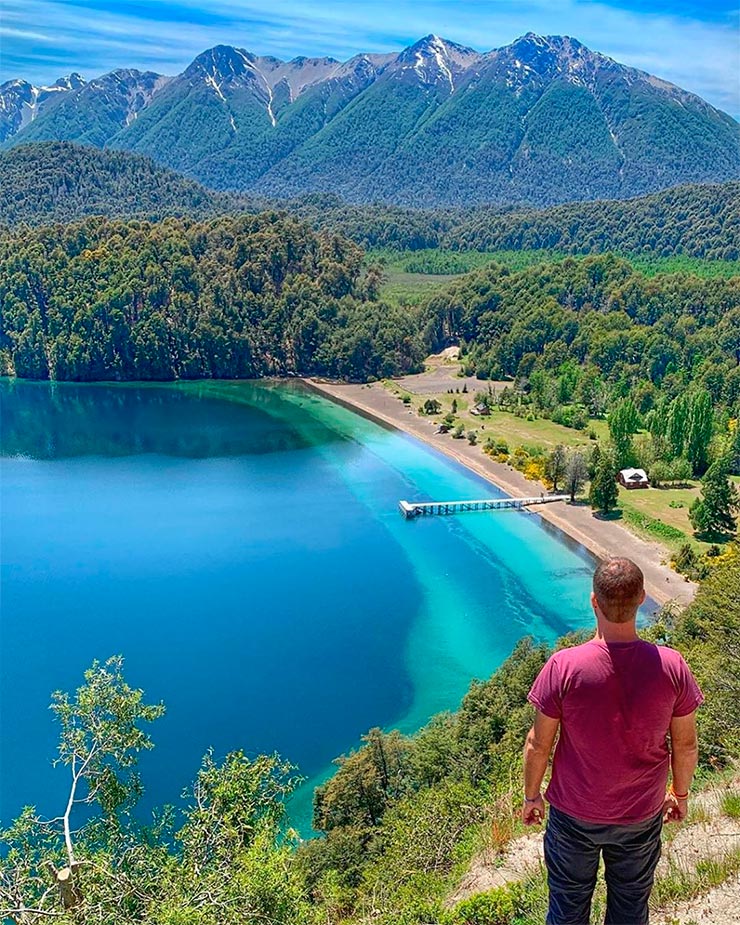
[0,143,255,226]
[3,145,738,265]
[423,254,740,413]
[1,552,737,924]
[446,181,740,260]
[0,213,423,382]
[295,181,740,259]
[420,255,740,503]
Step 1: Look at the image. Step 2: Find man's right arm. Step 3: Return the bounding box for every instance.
[664,711,699,823]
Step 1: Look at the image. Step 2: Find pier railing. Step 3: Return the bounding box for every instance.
[398,495,570,518]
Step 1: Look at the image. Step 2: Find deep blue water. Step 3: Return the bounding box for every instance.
[1,379,610,832]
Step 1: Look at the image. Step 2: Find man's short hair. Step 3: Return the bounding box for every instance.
[593,558,644,623]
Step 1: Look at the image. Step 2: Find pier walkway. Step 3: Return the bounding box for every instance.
[398,494,570,519]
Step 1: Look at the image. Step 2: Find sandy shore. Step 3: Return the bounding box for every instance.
[305,379,697,608]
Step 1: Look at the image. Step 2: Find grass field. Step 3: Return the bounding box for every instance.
[384,381,610,450]
[378,270,460,307]
[371,247,740,306]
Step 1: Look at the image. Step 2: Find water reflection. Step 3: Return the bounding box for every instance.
[0,379,342,459]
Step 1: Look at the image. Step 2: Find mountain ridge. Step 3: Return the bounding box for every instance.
[2,33,738,207]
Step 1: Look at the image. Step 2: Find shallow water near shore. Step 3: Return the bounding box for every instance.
[2,378,607,832]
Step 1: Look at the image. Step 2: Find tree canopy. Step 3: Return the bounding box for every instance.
[0,213,424,382]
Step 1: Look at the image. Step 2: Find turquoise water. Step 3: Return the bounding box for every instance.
[1,379,606,832]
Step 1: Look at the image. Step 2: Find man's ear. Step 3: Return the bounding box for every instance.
[640,589,647,605]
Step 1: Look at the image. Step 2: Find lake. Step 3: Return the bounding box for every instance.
[1,378,602,832]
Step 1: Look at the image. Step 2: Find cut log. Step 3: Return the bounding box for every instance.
[45,861,83,910]
[56,866,83,909]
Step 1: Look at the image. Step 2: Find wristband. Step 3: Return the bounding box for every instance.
[524,794,541,803]
[669,784,689,800]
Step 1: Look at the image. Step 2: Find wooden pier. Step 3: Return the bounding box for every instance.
[398,494,570,519]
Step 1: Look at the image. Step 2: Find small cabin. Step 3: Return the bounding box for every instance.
[618,467,650,489]
[470,402,490,416]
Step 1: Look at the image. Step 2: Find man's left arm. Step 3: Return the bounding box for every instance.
[522,710,560,825]
[663,710,699,823]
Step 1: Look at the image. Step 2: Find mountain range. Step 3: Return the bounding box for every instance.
[2,33,738,207]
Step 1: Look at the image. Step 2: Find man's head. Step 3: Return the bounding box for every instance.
[591,557,645,623]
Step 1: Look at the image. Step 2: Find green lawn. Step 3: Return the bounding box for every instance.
[372,247,740,307]
[379,270,461,307]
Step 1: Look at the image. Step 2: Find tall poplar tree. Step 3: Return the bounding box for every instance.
[607,399,639,468]
[667,394,691,459]
[685,390,714,476]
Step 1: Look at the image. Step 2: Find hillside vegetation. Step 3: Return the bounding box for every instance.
[0,213,423,382]
[447,181,740,260]
[295,181,740,260]
[422,255,740,411]
[1,551,737,924]
[0,143,252,226]
[2,145,738,268]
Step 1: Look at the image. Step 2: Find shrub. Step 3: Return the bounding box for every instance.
[524,459,546,482]
[442,882,527,925]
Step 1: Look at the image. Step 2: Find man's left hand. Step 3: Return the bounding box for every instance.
[522,794,546,826]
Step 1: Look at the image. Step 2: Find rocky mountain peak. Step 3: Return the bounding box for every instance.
[503,32,561,74]
[54,73,86,91]
[184,45,257,84]
[395,34,479,89]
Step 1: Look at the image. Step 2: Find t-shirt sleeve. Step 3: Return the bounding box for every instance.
[672,655,704,717]
[528,655,563,719]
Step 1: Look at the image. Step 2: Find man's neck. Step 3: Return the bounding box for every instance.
[594,618,640,643]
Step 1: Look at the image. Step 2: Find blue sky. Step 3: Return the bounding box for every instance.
[1,0,739,116]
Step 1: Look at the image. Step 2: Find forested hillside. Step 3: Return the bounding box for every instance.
[3,144,738,264]
[423,254,740,411]
[0,214,423,381]
[447,181,740,260]
[294,182,740,259]
[1,551,737,924]
[0,143,251,226]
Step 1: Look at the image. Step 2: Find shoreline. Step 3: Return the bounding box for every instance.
[304,378,697,608]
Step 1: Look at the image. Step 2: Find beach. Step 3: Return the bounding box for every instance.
[305,378,698,608]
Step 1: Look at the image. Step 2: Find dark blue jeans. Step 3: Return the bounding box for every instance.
[544,805,663,924]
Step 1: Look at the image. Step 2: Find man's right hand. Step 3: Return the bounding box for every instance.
[662,793,688,823]
[522,794,546,826]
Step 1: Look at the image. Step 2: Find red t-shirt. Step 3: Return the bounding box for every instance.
[528,638,704,824]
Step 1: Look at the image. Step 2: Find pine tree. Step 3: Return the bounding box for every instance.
[589,453,618,514]
[729,416,740,476]
[588,442,602,480]
[689,458,739,538]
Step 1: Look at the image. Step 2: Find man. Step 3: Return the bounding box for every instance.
[522,557,703,925]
